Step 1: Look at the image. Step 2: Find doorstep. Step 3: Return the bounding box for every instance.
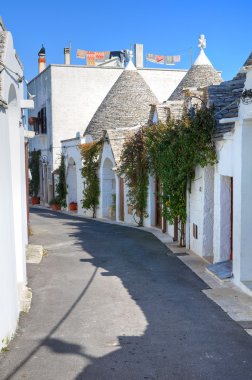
[207,260,233,280]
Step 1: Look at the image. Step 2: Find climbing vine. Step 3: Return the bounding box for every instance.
[118,128,150,227]
[29,149,41,197]
[79,141,103,218]
[145,107,217,245]
[55,154,67,207]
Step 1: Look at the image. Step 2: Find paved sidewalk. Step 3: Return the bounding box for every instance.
[1,208,252,380]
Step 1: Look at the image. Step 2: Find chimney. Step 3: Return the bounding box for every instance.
[38,44,46,73]
[134,44,143,68]
[64,47,71,65]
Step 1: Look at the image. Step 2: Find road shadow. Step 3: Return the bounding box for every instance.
[28,208,252,379]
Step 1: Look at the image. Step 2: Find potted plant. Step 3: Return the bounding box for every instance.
[49,197,61,211]
[69,201,77,211]
[29,149,41,205]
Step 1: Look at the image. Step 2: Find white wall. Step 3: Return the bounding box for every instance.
[213,173,232,263]
[66,157,77,204]
[232,69,252,286]
[0,27,28,349]
[62,138,83,214]
[187,165,214,259]
[139,68,186,102]
[186,68,252,295]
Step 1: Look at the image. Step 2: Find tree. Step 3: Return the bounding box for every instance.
[118,128,149,227]
[29,149,41,197]
[55,154,67,208]
[79,141,103,218]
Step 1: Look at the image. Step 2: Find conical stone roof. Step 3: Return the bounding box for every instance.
[209,51,252,138]
[243,52,252,67]
[168,49,222,101]
[84,69,158,140]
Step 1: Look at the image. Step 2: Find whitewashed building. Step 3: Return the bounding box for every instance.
[154,36,223,240]
[28,46,186,205]
[62,55,160,221]
[187,52,252,294]
[64,39,223,233]
[0,17,33,350]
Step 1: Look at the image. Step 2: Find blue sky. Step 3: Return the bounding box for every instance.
[1,0,251,81]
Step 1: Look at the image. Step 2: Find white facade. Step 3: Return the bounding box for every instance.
[187,67,252,295]
[62,137,83,214]
[186,165,215,260]
[0,19,30,349]
[28,63,186,204]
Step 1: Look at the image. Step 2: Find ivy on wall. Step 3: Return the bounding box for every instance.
[118,107,217,244]
[29,149,41,197]
[119,129,149,227]
[79,141,103,218]
[145,107,217,245]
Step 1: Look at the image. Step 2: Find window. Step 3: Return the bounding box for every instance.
[34,107,47,134]
[193,223,198,239]
[41,107,47,134]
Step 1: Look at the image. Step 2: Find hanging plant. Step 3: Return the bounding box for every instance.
[145,107,217,245]
[55,154,67,208]
[79,141,103,218]
[29,149,41,200]
[118,128,150,227]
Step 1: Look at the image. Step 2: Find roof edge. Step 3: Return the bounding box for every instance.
[0,17,6,31]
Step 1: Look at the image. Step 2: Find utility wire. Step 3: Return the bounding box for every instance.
[0,60,23,82]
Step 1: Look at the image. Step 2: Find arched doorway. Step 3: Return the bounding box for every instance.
[66,157,77,206]
[101,158,116,219]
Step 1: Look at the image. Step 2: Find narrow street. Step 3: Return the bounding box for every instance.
[1,208,252,380]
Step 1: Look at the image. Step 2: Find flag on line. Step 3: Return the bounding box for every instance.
[76,49,87,59]
[146,53,181,65]
[76,50,110,65]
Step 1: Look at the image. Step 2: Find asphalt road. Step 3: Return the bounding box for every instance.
[1,208,252,380]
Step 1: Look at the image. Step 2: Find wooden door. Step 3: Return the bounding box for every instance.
[119,177,124,221]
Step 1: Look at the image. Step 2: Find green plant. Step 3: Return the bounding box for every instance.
[1,336,11,352]
[79,141,103,218]
[118,128,149,227]
[145,107,217,245]
[29,149,41,197]
[55,154,67,208]
[49,197,60,206]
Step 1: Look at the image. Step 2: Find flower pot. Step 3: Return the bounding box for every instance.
[51,204,61,211]
[31,196,40,205]
[69,202,77,211]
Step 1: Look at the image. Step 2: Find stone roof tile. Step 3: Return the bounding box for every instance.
[84,69,158,140]
[209,52,252,137]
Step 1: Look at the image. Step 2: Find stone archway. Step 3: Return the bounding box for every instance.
[101,158,116,219]
[66,157,77,206]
